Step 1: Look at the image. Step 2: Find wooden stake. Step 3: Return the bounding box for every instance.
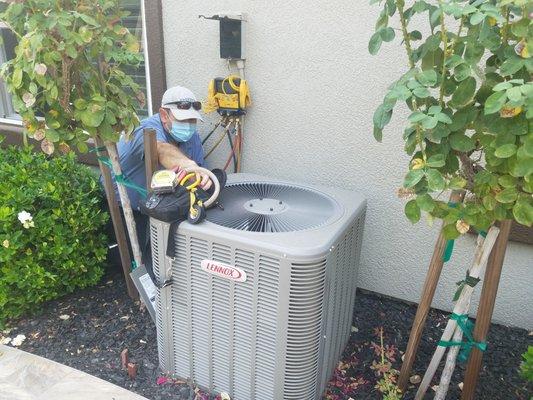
[143,128,158,187]
[95,138,138,299]
[104,141,144,271]
[461,219,512,400]
[415,227,499,399]
[398,191,465,391]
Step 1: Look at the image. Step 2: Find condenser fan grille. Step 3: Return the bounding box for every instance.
[206,182,341,232]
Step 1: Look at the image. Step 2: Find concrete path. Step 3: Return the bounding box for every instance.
[0,344,149,400]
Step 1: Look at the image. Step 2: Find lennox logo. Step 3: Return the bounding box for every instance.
[201,260,247,283]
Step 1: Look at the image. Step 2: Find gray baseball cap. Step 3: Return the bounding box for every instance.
[161,86,203,121]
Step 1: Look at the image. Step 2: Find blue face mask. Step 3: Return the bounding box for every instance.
[169,121,196,142]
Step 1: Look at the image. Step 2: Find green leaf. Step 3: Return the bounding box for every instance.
[495,187,518,203]
[443,223,460,240]
[416,70,438,86]
[513,197,533,227]
[416,193,435,212]
[451,77,476,108]
[404,169,425,188]
[449,133,476,152]
[484,91,507,115]
[66,44,77,59]
[498,175,517,188]
[373,126,383,142]
[524,136,533,158]
[369,31,383,55]
[405,200,421,223]
[435,113,452,124]
[421,116,438,129]
[373,103,393,129]
[500,57,525,76]
[12,69,22,89]
[408,111,427,123]
[469,12,485,25]
[506,86,522,102]
[78,14,99,27]
[427,154,446,167]
[493,81,513,91]
[494,144,517,158]
[79,26,93,43]
[380,27,395,42]
[464,42,485,64]
[413,87,431,98]
[80,108,105,128]
[74,99,88,110]
[45,129,60,142]
[449,176,467,189]
[483,195,496,211]
[454,63,471,82]
[426,169,445,191]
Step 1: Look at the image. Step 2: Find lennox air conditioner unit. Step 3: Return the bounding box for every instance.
[150,173,366,400]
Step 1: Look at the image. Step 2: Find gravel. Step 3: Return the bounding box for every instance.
[5,269,531,399]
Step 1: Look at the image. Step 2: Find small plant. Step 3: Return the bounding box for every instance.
[520,345,533,382]
[371,327,403,400]
[0,146,108,323]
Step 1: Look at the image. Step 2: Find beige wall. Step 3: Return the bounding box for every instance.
[160,0,533,329]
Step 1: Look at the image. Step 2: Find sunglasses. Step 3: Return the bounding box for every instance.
[167,100,202,111]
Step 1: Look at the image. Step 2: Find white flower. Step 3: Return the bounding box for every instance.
[0,337,11,345]
[17,211,34,229]
[2,240,8,248]
[59,314,70,320]
[11,334,26,347]
[34,63,47,76]
[22,92,35,108]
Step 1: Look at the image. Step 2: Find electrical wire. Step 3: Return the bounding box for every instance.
[201,118,224,145]
[226,123,237,172]
[204,119,234,159]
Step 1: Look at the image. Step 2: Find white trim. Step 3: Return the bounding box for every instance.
[0,117,22,126]
[140,0,153,116]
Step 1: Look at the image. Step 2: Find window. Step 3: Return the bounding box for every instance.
[0,0,151,123]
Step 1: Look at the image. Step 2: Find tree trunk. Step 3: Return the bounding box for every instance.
[104,141,143,269]
[415,227,499,400]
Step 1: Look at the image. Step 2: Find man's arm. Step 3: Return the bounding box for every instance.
[156,141,212,188]
[157,141,194,169]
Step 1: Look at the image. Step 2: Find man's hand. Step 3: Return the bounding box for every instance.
[177,159,212,190]
[157,141,212,190]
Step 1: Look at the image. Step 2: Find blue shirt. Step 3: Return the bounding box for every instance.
[110,114,205,211]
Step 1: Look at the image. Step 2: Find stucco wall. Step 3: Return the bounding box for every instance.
[160,0,533,329]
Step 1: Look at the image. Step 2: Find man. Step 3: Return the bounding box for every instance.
[116,85,211,212]
[108,85,211,271]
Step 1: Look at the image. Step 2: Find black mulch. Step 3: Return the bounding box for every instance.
[5,270,532,400]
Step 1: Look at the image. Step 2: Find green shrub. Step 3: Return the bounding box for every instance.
[0,145,108,323]
[520,346,533,383]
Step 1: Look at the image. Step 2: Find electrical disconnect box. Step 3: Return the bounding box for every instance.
[199,13,246,60]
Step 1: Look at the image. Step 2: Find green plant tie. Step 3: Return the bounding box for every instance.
[479,230,487,238]
[131,260,138,271]
[438,313,487,363]
[453,271,481,301]
[443,239,455,262]
[89,146,107,153]
[442,202,459,262]
[96,155,148,198]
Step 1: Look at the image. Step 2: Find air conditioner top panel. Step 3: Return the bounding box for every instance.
[172,173,366,259]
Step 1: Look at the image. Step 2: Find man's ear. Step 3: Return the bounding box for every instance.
[159,107,168,123]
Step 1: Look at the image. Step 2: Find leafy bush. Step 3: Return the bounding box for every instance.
[520,345,533,382]
[369,0,532,235]
[0,145,108,323]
